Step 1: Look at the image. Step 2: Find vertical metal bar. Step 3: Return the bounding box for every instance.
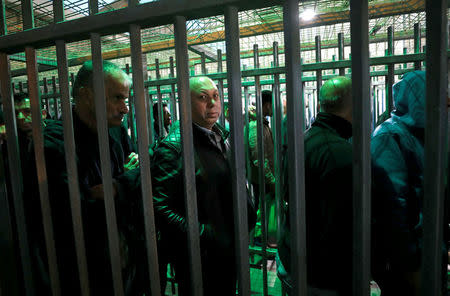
[169,56,177,121]
[21,0,34,30]
[386,26,394,114]
[52,76,58,119]
[0,0,6,35]
[244,85,251,186]
[129,23,161,296]
[25,46,61,296]
[315,35,322,100]
[70,73,75,86]
[43,77,48,115]
[217,49,225,126]
[200,52,206,75]
[90,32,124,296]
[19,81,23,93]
[147,94,154,146]
[283,0,307,294]
[338,32,345,76]
[414,23,421,70]
[155,59,164,139]
[272,41,282,245]
[173,15,203,296]
[53,0,64,23]
[127,0,138,8]
[125,64,136,144]
[55,39,90,296]
[89,0,98,15]
[350,0,371,295]
[0,53,35,296]
[224,6,250,296]
[253,44,268,296]
[422,0,448,295]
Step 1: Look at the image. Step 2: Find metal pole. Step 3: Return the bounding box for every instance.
[125,64,136,144]
[155,59,165,140]
[283,0,307,294]
[414,23,421,70]
[21,0,34,30]
[422,0,448,295]
[129,23,161,296]
[272,41,283,248]
[217,49,225,126]
[386,26,394,114]
[0,0,6,35]
[25,46,61,296]
[90,32,124,296]
[173,15,203,296]
[201,52,207,74]
[52,0,64,23]
[224,5,250,296]
[169,56,178,121]
[55,39,90,296]
[253,44,268,296]
[0,52,35,296]
[350,0,371,295]
[338,32,345,76]
[52,76,58,119]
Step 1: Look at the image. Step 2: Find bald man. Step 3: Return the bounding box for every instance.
[277,76,354,295]
[151,76,255,295]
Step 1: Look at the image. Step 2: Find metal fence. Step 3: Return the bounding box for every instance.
[0,0,448,295]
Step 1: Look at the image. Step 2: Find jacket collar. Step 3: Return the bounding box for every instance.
[312,112,352,140]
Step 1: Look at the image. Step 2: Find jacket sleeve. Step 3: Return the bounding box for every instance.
[371,132,421,270]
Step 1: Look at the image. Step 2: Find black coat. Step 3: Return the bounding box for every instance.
[25,112,144,295]
[278,112,353,293]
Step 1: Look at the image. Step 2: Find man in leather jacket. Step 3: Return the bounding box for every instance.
[151,76,256,295]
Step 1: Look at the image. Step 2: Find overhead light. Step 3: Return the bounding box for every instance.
[300,9,316,21]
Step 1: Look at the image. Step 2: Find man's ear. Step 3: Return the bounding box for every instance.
[41,109,47,120]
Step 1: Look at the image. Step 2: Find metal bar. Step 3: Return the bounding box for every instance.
[0,0,6,35]
[55,39,90,296]
[19,81,23,93]
[25,46,61,296]
[125,64,136,144]
[283,0,307,294]
[217,49,225,126]
[253,44,268,296]
[43,77,49,115]
[338,32,345,76]
[0,53,35,296]
[200,52,207,74]
[155,59,165,140]
[386,26,394,114]
[173,15,203,296]
[21,0,34,30]
[315,35,322,96]
[53,0,64,23]
[90,32,124,296]
[52,76,59,119]
[272,41,282,248]
[224,5,250,296]
[89,0,98,15]
[129,23,161,296]
[421,0,448,295]
[169,56,177,121]
[414,23,421,70]
[147,94,154,146]
[244,85,251,191]
[350,0,371,295]
[128,0,139,8]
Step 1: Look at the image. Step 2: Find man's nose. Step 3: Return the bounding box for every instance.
[120,101,129,114]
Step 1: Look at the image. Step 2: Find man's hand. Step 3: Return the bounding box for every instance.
[124,152,139,172]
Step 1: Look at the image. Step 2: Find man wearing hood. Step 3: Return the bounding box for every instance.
[371,70,448,296]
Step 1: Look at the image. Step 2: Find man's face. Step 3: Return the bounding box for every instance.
[263,102,273,117]
[190,78,221,130]
[15,98,32,133]
[162,106,172,128]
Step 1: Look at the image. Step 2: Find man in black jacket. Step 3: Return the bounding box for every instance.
[26,60,144,295]
[277,76,353,295]
[151,76,255,296]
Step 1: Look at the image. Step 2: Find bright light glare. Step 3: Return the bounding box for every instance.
[300,9,316,21]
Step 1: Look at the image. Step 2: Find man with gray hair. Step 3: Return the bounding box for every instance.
[277,76,354,295]
[151,76,256,295]
[26,60,145,295]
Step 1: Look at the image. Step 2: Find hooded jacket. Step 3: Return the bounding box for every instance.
[371,70,426,272]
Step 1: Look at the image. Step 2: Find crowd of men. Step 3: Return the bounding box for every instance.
[0,59,448,296]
